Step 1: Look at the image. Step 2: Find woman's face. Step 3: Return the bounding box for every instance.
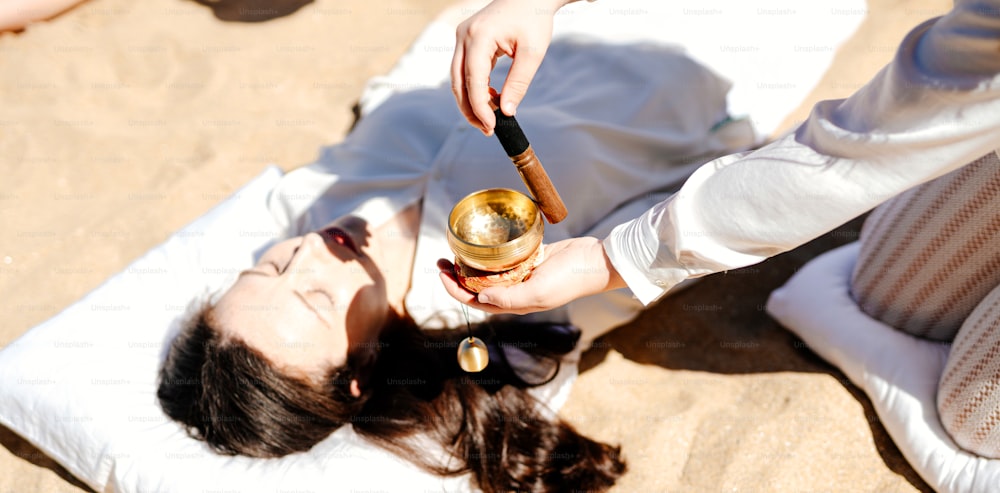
[213,227,387,379]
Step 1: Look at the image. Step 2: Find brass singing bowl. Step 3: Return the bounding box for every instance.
[447,188,543,272]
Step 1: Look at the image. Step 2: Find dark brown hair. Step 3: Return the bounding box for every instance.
[157,306,625,492]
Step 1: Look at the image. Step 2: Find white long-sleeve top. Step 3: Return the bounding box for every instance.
[606,0,1000,305]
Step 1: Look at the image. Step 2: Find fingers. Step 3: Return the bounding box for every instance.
[498,49,544,117]
[436,259,539,315]
[450,42,477,131]
[437,272,513,315]
[451,39,499,135]
[451,0,558,133]
[464,40,499,135]
[451,15,498,136]
[437,267,475,305]
[475,283,551,314]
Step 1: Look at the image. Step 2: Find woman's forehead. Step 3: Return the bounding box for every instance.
[216,278,313,341]
[214,275,348,369]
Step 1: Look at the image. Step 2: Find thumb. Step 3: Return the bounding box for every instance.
[476,282,541,313]
[474,288,502,307]
[499,50,544,116]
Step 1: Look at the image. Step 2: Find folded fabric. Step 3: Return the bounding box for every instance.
[767,243,1000,493]
[361,0,866,138]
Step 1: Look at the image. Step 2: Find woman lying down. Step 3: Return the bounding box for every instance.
[156,39,755,492]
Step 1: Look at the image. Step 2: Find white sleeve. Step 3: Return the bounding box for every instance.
[604,0,1000,306]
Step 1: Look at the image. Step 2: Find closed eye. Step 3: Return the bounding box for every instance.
[310,288,335,307]
[305,289,338,325]
[271,246,300,275]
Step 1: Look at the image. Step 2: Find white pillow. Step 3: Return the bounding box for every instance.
[766,242,1000,493]
[0,167,444,492]
[0,165,572,492]
[0,164,578,493]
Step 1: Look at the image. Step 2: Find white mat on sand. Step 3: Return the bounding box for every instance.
[767,242,1000,493]
[0,1,865,491]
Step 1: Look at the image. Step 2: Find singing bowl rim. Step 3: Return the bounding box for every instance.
[447,188,543,272]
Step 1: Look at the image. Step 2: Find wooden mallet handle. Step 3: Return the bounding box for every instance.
[489,97,568,224]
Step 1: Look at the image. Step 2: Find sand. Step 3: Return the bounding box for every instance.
[0,0,951,491]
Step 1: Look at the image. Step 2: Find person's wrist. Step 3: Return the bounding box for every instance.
[602,246,627,291]
[588,239,626,293]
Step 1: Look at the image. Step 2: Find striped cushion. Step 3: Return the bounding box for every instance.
[851,151,1000,341]
[938,282,1000,458]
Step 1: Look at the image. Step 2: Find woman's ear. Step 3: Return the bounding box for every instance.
[346,346,378,398]
[347,349,378,399]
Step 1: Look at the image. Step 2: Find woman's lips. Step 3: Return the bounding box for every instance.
[320,226,359,255]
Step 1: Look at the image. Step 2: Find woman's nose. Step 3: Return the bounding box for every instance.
[287,233,326,279]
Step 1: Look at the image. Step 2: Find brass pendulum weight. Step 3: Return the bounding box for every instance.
[457,304,488,372]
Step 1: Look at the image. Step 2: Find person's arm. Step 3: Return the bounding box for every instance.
[450,0,588,136]
[440,0,1000,313]
[608,0,1000,306]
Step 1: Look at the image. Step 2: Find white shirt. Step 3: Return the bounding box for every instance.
[266,38,757,341]
[605,0,1000,305]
